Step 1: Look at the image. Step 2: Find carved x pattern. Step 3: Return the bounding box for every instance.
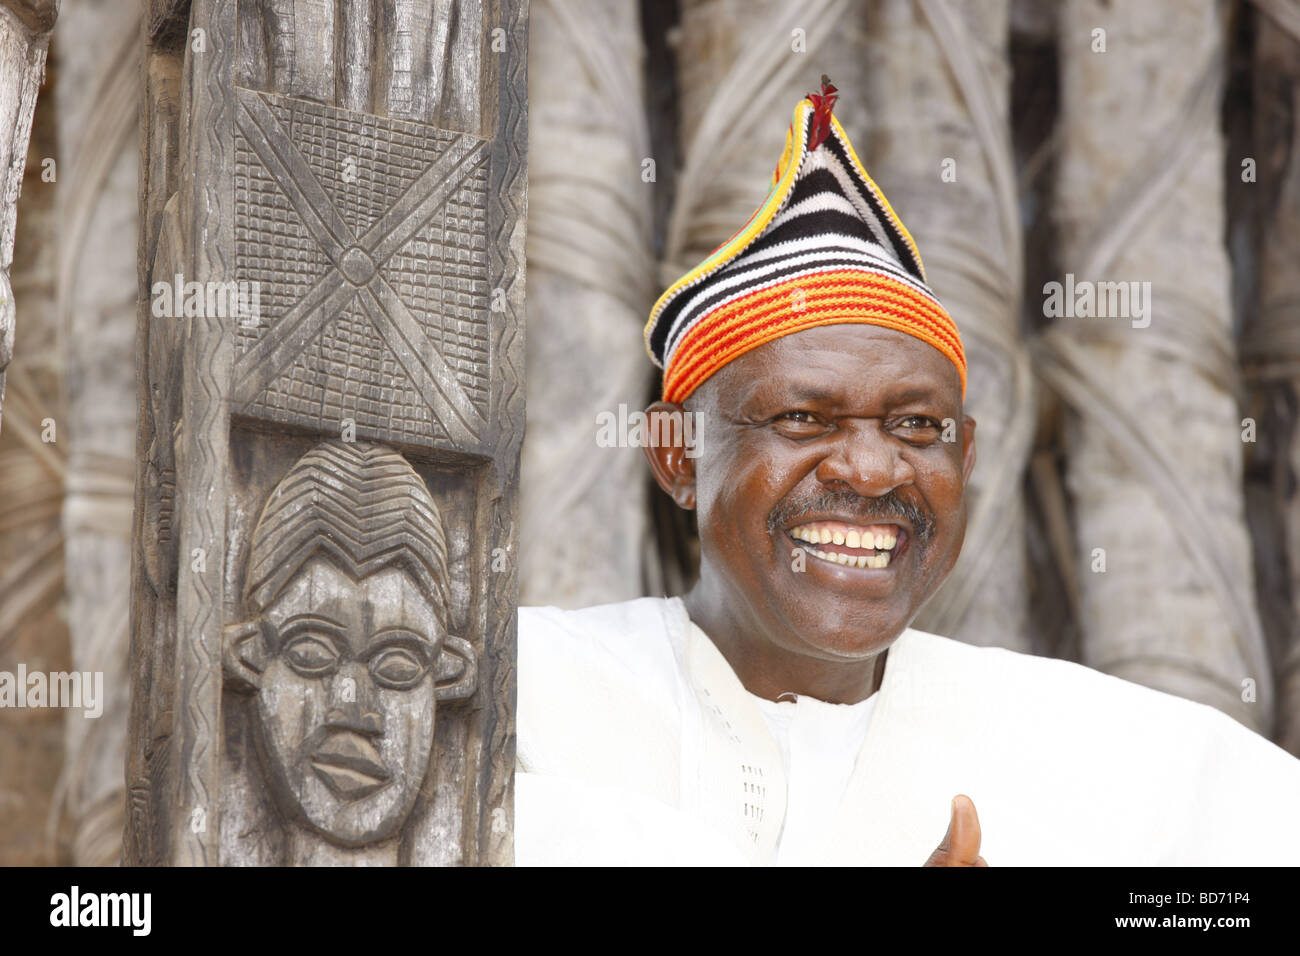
[231,89,490,444]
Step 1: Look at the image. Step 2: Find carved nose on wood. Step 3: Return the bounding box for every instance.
[338,246,376,286]
[325,664,384,734]
[325,705,384,736]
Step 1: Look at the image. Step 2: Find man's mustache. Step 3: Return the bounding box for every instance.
[767,489,936,542]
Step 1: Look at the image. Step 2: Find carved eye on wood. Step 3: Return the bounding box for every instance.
[283,634,340,677]
[369,646,427,690]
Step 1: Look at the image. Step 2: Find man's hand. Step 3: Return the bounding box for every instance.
[923,794,988,866]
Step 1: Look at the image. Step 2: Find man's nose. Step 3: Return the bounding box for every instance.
[324,662,384,737]
[814,420,913,498]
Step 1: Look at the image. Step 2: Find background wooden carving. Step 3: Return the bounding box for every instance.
[125,0,525,866]
[0,0,55,432]
[8,0,1300,868]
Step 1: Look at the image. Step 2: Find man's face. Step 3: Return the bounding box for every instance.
[255,556,442,846]
[682,323,975,661]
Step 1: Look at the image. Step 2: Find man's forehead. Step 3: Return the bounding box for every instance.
[713,324,962,407]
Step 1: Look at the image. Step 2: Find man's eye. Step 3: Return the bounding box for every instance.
[370,648,427,689]
[894,415,942,439]
[283,635,339,676]
[775,410,825,427]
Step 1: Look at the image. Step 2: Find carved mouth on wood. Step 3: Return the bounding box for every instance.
[309,732,391,801]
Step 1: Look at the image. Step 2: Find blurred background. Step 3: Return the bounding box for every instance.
[1,0,1297,864]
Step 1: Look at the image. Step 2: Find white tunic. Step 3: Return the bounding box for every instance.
[750,689,877,866]
[515,596,1300,865]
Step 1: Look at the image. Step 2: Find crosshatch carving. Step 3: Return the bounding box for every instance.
[231,89,492,448]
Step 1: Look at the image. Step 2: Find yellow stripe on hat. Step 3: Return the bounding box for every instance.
[825,112,928,284]
[643,97,821,363]
[644,78,967,406]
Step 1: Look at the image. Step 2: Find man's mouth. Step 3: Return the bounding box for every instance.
[787,520,907,569]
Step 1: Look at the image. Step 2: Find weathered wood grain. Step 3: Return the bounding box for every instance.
[0,0,54,435]
[127,0,526,866]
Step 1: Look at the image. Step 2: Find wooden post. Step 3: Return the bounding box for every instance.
[126,0,526,866]
[51,0,142,866]
[521,0,653,608]
[1043,0,1269,729]
[1247,3,1300,752]
[0,0,56,434]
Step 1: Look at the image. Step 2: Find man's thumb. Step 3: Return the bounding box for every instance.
[946,794,982,863]
[924,794,984,866]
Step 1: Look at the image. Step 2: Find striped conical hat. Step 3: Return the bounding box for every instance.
[645,76,965,404]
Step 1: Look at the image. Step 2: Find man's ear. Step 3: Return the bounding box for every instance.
[961,415,977,484]
[643,401,697,511]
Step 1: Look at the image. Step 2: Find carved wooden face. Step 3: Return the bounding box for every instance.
[254,555,441,846]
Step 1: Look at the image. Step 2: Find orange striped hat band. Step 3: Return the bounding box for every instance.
[645,77,966,404]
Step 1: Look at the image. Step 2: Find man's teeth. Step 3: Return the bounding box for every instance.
[803,548,892,569]
[790,524,898,549]
[789,522,900,568]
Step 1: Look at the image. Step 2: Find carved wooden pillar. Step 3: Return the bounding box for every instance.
[520,0,653,609]
[1249,3,1300,752]
[1044,0,1268,729]
[0,10,61,864]
[0,0,56,433]
[127,0,526,866]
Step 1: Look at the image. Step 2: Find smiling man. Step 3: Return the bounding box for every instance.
[514,78,1300,865]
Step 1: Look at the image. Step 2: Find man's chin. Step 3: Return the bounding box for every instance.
[771,591,911,660]
[766,534,951,652]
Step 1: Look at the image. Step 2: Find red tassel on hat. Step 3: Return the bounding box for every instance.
[806,74,838,151]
